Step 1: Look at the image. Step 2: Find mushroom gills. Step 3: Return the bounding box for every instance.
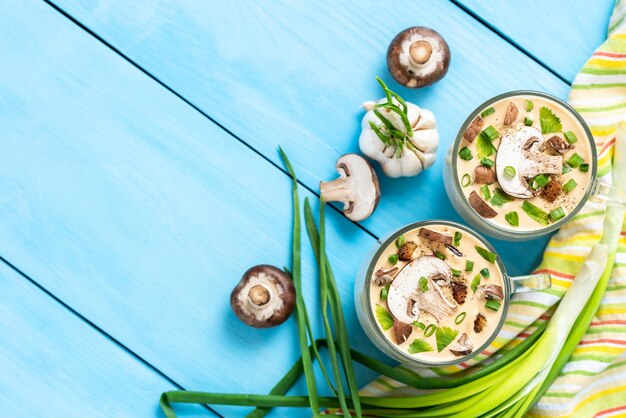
[496,126,562,198]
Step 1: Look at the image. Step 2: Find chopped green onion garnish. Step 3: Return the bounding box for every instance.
[567,153,585,168]
[471,274,481,292]
[580,163,589,173]
[481,107,495,118]
[395,234,406,248]
[380,283,391,301]
[475,246,497,263]
[504,166,516,177]
[480,185,491,200]
[424,324,436,337]
[490,189,514,207]
[461,173,471,187]
[419,276,429,292]
[482,126,499,141]
[549,206,566,222]
[451,268,462,277]
[522,201,550,225]
[525,99,534,111]
[485,300,502,311]
[524,117,533,126]
[459,146,473,161]
[564,131,578,144]
[388,253,399,265]
[480,157,494,168]
[480,268,490,278]
[453,231,462,246]
[534,174,550,188]
[455,312,467,325]
[413,320,426,330]
[435,251,446,260]
[505,211,520,227]
[562,179,578,193]
[465,260,474,272]
[562,165,573,175]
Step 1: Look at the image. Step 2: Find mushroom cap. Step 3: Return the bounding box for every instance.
[230,265,296,328]
[496,126,562,198]
[387,26,450,88]
[387,255,456,324]
[320,154,380,221]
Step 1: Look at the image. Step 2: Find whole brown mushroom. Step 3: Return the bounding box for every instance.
[387,26,450,88]
[230,265,296,328]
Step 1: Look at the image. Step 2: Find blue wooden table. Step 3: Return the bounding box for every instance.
[0,1,615,416]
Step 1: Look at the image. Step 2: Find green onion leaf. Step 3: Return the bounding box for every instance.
[505,211,520,227]
[412,320,426,330]
[435,326,459,352]
[525,99,534,111]
[480,157,494,168]
[380,283,391,301]
[562,179,578,193]
[564,131,578,144]
[471,274,481,292]
[459,146,473,161]
[375,305,394,330]
[408,338,434,354]
[453,231,462,246]
[549,206,566,222]
[482,125,500,141]
[504,166,516,177]
[455,312,467,325]
[485,300,502,311]
[465,260,474,272]
[567,153,585,168]
[388,253,399,265]
[475,246,497,263]
[539,106,563,134]
[395,235,406,248]
[461,173,471,187]
[562,164,573,175]
[480,185,491,200]
[534,174,550,188]
[580,163,589,173]
[419,276,429,292]
[490,188,515,207]
[424,324,437,337]
[522,201,550,225]
[481,107,495,118]
[452,268,462,277]
[524,117,533,126]
[480,268,490,278]
[435,251,446,260]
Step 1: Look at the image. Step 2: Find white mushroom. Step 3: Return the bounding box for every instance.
[387,256,457,323]
[320,154,380,221]
[495,126,562,198]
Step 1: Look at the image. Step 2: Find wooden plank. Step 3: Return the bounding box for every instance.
[455,0,615,83]
[0,262,210,418]
[0,1,382,416]
[49,0,571,273]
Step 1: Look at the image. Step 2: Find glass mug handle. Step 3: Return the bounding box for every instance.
[509,273,551,294]
[590,179,626,207]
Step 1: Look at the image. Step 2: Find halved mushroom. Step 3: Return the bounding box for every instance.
[463,116,484,143]
[230,265,296,328]
[451,282,467,304]
[387,27,450,88]
[450,333,474,356]
[474,313,487,333]
[547,135,573,154]
[474,166,496,184]
[398,241,418,261]
[476,284,504,301]
[419,227,452,245]
[387,256,458,324]
[320,154,380,221]
[469,191,497,218]
[496,126,562,198]
[393,318,413,344]
[373,266,399,286]
[503,102,519,125]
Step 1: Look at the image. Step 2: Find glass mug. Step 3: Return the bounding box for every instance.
[443,90,626,241]
[354,220,551,366]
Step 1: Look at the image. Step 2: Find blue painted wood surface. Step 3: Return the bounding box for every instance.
[0,1,611,417]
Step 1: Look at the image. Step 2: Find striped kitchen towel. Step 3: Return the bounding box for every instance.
[361,2,626,416]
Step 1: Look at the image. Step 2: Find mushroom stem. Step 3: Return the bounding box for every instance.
[409,40,433,66]
[320,178,352,203]
[248,284,271,307]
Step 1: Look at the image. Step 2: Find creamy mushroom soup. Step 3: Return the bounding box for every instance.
[456,94,593,231]
[369,223,505,363]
